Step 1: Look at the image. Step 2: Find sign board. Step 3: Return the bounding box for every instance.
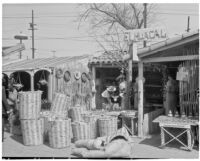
[125,28,167,42]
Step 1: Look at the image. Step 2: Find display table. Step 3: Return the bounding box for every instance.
[153,115,199,151]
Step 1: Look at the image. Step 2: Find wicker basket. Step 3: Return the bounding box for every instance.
[48,119,71,148]
[71,121,90,142]
[20,118,44,146]
[69,106,85,122]
[82,114,99,139]
[18,91,42,119]
[98,116,118,137]
[51,93,70,115]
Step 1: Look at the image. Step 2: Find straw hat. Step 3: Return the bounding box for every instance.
[107,86,116,92]
[56,68,64,79]
[64,71,71,82]
[74,71,81,80]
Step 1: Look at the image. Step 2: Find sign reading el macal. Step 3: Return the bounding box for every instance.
[125,28,168,42]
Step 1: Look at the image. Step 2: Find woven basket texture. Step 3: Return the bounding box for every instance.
[82,114,100,139]
[71,121,90,142]
[18,91,42,119]
[51,93,70,115]
[69,106,85,122]
[20,118,44,146]
[48,119,71,148]
[98,116,118,137]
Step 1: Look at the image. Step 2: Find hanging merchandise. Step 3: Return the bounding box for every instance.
[74,71,81,80]
[81,72,88,83]
[13,72,24,90]
[56,68,64,79]
[39,70,48,86]
[64,71,71,82]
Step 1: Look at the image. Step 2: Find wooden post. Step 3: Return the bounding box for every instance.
[127,42,133,109]
[138,61,144,137]
[92,66,96,109]
[48,72,53,102]
[30,71,34,91]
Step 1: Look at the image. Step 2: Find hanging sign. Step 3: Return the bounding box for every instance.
[125,27,167,42]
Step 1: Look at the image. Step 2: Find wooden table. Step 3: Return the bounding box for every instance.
[153,115,199,151]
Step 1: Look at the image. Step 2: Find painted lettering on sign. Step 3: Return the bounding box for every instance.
[125,28,167,42]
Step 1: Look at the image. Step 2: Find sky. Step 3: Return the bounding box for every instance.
[2,3,199,61]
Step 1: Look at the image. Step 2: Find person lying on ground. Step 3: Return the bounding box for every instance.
[71,127,133,158]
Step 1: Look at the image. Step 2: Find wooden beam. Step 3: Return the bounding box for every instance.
[138,62,144,137]
[92,66,96,109]
[142,55,199,63]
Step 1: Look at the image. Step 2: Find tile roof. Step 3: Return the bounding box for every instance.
[89,51,127,64]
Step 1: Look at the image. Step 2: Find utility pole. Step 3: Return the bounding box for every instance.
[186,16,190,32]
[143,3,147,47]
[29,10,37,59]
[51,50,56,57]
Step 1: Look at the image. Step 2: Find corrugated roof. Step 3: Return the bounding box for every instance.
[3,55,90,72]
[89,30,199,64]
[138,30,199,58]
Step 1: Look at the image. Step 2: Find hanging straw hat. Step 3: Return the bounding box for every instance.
[107,86,116,92]
[64,71,71,82]
[56,68,64,79]
[74,71,81,80]
[81,72,88,83]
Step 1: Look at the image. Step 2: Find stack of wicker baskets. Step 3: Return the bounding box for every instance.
[19,91,44,146]
[47,93,71,148]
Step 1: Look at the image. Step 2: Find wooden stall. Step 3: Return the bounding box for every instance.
[137,30,199,145]
[3,55,93,110]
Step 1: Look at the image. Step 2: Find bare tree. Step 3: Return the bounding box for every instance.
[78,3,156,52]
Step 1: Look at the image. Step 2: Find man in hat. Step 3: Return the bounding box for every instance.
[101,86,116,110]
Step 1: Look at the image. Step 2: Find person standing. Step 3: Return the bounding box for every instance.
[2,74,12,142]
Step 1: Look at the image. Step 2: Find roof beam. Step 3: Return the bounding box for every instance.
[142,55,199,63]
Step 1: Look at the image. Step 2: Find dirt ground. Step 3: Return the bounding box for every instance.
[2,131,199,159]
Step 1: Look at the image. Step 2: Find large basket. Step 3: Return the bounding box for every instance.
[82,114,99,139]
[69,106,85,122]
[98,116,118,137]
[18,91,42,119]
[71,121,90,142]
[51,93,70,115]
[48,119,71,148]
[20,118,44,146]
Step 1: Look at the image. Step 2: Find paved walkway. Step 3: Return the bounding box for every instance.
[2,132,199,159]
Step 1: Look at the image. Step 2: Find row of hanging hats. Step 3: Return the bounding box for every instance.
[56,68,89,83]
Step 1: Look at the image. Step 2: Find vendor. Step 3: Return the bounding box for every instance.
[101,86,116,110]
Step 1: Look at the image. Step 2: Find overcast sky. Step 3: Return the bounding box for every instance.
[2,3,199,60]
